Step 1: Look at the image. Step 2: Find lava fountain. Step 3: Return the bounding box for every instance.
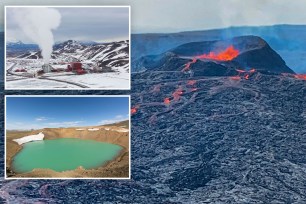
[197,45,239,61]
[182,45,240,72]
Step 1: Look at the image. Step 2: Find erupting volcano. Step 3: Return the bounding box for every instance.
[182,45,240,72]
[197,45,239,61]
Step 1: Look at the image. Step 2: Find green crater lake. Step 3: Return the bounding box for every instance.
[12,138,122,173]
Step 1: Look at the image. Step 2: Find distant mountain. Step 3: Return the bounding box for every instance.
[102,120,129,128]
[6,40,39,57]
[131,25,306,73]
[53,40,85,53]
[8,39,129,72]
[55,40,98,46]
[6,40,23,46]
[5,25,306,74]
[134,36,294,74]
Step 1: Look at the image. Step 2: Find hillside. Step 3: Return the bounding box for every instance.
[132,25,306,73]
[134,36,294,74]
[7,40,129,72]
[101,120,129,128]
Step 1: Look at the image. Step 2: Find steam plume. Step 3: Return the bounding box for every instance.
[12,7,61,64]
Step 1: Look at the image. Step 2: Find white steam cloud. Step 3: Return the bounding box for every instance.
[12,7,61,64]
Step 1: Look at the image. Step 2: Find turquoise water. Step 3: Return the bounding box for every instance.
[12,138,122,173]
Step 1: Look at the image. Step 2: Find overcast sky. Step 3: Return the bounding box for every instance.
[6,6,129,43]
[2,0,306,34]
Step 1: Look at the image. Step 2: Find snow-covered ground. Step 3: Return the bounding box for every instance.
[6,60,130,89]
[48,72,130,89]
[6,75,28,81]
[42,72,75,77]
[6,40,130,89]
[6,72,129,89]
[88,128,99,131]
[115,128,129,133]
[13,132,44,145]
[6,62,15,70]
[102,127,129,132]
[6,78,79,89]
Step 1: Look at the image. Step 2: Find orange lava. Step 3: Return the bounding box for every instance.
[182,45,240,72]
[164,97,171,105]
[230,76,241,80]
[236,69,246,73]
[187,80,197,86]
[197,45,239,61]
[182,58,197,72]
[249,68,256,73]
[234,68,256,80]
[294,74,306,80]
[172,88,184,101]
[131,107,137,114]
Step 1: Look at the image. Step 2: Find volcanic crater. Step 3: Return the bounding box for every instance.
[6,121,129,178]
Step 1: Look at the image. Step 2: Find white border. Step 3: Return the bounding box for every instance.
[4,5,131,90]
[4,95,131,180]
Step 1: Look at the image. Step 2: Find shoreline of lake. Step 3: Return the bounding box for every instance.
[6,124,129,178]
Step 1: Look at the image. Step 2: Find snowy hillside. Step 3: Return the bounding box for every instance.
[9,40,129,73]
[6,39,130,89]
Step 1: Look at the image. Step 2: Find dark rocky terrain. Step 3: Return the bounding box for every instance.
[1,34,306,203]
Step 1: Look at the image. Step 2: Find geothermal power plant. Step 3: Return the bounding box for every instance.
[42,64,52,73]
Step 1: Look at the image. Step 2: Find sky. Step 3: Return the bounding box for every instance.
[6,96,129,130]
[6,6,129,43]
[1,0,306,33]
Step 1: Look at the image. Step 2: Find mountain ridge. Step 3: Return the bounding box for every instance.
[7,39,129,72]
[133,35,294,74]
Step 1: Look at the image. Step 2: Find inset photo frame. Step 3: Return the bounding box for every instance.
[5,6,131,90]
[5,95,130,179]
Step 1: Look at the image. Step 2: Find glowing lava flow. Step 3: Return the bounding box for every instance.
[197,45,239,61]
[187,80,197,86]
[230,76,241,80]
[131,107,137,114]
[230,68,256,81]
[182,45,240,72]
[164,97,171,105]
[172,88,184,101]
[182,58,197,72]
[236,69,246,73]
[294,74,306,80]
[249,68,256,73]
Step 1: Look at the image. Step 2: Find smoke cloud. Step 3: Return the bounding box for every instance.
[12,7,61,64]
